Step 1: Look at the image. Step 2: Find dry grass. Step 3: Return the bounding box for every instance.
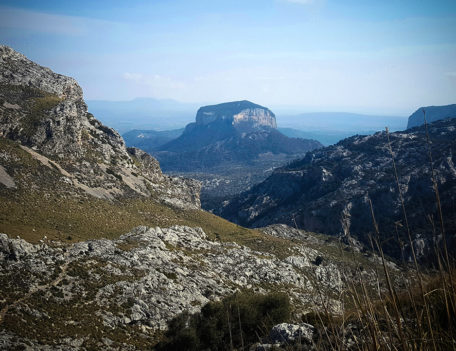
[0,190,297,258]
[307,119,456,350]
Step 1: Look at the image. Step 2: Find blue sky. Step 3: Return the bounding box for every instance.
[1,0,455,115]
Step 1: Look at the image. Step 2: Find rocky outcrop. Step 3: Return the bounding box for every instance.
[407,104,456,129]
[269,323,315,344]
[255,323,316,350]
[0,45,200,209]
[195,100,277,130]
[0,224,399,349]
[219,118,456,260]
[0,46,82,101]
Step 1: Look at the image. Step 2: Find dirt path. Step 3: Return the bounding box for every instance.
[0,252,70,325]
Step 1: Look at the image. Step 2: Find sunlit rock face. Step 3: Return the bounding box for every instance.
[195,100,277,131]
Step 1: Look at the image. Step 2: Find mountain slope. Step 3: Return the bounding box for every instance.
[0,45,200,210]
[219,119,456,260]
[86,98,197,134]
[1,222,401,350]
[156,128,321,171]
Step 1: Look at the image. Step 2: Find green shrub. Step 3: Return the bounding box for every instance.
[156,290,291,351]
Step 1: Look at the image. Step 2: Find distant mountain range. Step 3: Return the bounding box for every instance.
[278,128,364,146]
[123,128,184,153]
[88,98,409,146]
[277,112,407,134]
[130,100,321,209]
[86,98,198,134]
[120,106,455,150]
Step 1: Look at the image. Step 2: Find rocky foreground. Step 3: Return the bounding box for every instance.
[0,224,399,350]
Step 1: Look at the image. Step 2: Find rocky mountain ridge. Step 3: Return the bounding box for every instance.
[219,119,456,260]
[0,45,200,209]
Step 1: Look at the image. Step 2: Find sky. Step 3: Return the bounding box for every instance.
[0,0,455,115]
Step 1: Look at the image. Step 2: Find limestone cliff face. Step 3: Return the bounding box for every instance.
[195,100,277,130]
[0,45,200,209]
[233,107,277,130]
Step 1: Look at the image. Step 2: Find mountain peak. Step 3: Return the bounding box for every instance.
[0,45,201,210]
[195,100,277,130]
[0,45,83,101]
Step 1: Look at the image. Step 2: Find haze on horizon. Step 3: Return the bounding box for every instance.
[0,0,455,116]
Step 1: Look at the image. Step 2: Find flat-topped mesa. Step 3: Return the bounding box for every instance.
[195,100,277,130]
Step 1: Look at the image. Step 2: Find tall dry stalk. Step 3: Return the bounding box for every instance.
[369,198,408,351]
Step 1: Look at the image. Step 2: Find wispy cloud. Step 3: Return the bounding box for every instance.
[281,0,316,4]
[0,6,119,36]
[123,73,143,82]
[123,72,186,94]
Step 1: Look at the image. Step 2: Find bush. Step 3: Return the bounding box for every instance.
[156,290,291,350]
